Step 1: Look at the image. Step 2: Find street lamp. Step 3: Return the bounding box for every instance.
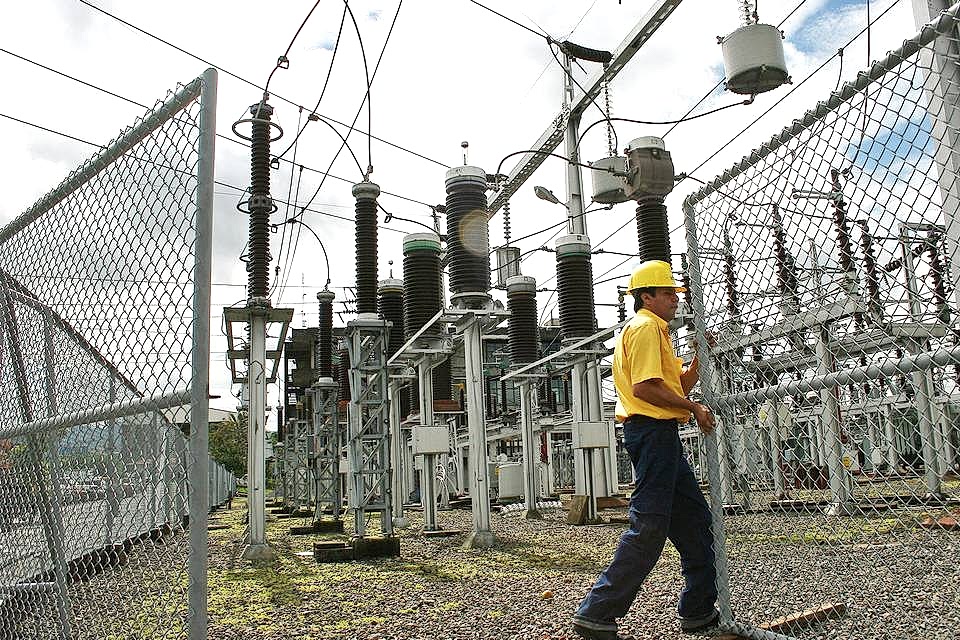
[534,186,564,206]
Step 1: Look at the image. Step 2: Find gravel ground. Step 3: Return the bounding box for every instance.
[5,494,958,639]
[202,497,960,640]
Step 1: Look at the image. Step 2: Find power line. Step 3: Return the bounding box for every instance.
[276,0,405,301]
[75,0,449,170]
[465,0,550,41]
[262,0,324,99]
[0,46,431,210]
[295,0,405,219]
[275,5,349,160]
[0,108,415,236]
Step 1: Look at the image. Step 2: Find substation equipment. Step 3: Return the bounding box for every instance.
[267,0,802,554]
[223,99,293,561]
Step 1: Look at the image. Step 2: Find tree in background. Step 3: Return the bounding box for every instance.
[210,412,247,478]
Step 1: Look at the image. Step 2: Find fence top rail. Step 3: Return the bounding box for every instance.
[0,76,204,247]
[682,2,960,209]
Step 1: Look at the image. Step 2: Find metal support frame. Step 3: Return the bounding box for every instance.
[906,337,945,495]
[388,379,408,527]
[517,379,542,518]
[418,355,439,531]
[345,315,394,538]
[243,304,272,560]
[311,378,342,523]
[815,324,855,514]
[460,313,495,548]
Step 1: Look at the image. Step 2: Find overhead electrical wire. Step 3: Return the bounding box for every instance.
[0,46,430,210]
[276,5,349,160]
[465,0,550,42]
[262,0,324,99]
[275,0,404,301]
[0,109,413,236]
[294,0,404,220]
[76,0,449,169]
[577,98,755,152]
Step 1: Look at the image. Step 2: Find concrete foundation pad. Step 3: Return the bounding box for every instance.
[313,541,354,563]
[353,536,401,559]
[241,543,277,562]
[289,520,345,535]
[423,528,461,538]
[463,530,496,549]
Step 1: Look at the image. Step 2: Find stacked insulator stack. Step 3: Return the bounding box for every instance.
[353,181,381,315]
[635,195,671,263]
[337,348,351,403]
[316,290,335,379]
[772,207,800,309]
[403,232,443,413]
[927,232,949,321]
[403,233,443,338]
[724,252,741,319]
[247,101,275,299]
[507,275,538,366]
[378,278,410,417]
[555,235,597,340]
[377,278,405,358]
[432,358,453,402]
[444,166,491,303]
[829,169,855,277]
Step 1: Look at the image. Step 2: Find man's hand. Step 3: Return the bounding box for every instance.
[691,403,716,435]
[690,331,718,353]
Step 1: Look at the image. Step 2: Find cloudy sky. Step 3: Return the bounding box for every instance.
[0,0,929,417]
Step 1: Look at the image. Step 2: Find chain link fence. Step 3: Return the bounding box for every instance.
[682,7,960,639]
[0,69,217,639]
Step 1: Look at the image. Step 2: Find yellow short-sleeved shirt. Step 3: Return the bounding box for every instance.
[613,308,689,422]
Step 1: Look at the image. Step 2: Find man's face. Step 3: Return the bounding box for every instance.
[641,287,679,322]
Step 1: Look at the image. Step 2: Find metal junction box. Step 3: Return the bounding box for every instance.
[412,425,449,455]
[572,421,612,449]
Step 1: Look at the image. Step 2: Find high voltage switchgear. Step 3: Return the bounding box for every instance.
[353,181,381,314]
[445,166,492,304]
[555,234,597,340]
[507,275,538,365]
[378,277,410,417]
[402,233,443,337]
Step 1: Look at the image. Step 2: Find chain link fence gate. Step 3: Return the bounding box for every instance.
[682,6,960,639]
[0,68,216,639]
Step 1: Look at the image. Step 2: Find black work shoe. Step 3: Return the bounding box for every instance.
[571,616,622,640]
[680,608,720,635]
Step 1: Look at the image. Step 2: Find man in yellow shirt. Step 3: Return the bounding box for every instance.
[572,260,719,640]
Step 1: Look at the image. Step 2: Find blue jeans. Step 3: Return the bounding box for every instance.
[576,416,717,625]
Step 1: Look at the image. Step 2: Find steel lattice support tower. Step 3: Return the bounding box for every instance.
[345,316,394,537]
[310,378,343,524]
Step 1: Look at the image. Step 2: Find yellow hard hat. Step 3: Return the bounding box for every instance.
[626,260,686,293]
